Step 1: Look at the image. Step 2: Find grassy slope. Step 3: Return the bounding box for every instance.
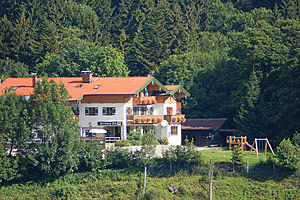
[1,149,299,199]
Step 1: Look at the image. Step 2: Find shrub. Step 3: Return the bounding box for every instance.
[142,130,159,145]
[159,137,169,145]
[162,139,203,172]
[104,147,133,169]
[78,141,106,171]
[115,140,131,147]
[127,129,143,146]
[277,133,300,170]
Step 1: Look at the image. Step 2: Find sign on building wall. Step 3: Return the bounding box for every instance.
[97,121,123,126]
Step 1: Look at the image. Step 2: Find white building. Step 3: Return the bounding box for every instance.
[0,72,190,145]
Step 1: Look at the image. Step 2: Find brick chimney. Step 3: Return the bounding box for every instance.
[81,71,93,83]
[31,73,38,87]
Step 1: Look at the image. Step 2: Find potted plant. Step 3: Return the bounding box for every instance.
[152,99,157,104]
[141,118,146,123]
[147,100,152,104]
[146,118,151,123]
[135,118,141,123]
[177,117,182,122]
[157,118,162,123]
[142,100,147,105]
[172,118,176,122]
[152,118,157,123]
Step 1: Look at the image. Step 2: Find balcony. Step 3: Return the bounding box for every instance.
[127,114,163,124]
[164,114,186,123]
[134,96,157,105]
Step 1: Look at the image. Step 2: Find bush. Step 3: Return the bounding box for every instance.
[142,130,159,145]
[104,147,133,169]
[162,139,203,172]
[277,133,300,170]
[78,141,106,171]
[127,129,143,146]
[115,140,131,147]
[158,137,169,145]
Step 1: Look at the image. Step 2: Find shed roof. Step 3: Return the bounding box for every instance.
[182,118,227,130]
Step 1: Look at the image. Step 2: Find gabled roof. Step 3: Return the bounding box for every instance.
[164,85,190,97]
[0,76,188,101]
[182,118,227,130]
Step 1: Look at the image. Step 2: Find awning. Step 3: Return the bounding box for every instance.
[89,129,107,134]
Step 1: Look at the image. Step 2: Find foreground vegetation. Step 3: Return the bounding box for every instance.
[1,0,300,146]
[1,147,299,200]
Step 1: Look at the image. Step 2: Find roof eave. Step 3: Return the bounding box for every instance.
[134,77,169,96]
[170,85,190,97]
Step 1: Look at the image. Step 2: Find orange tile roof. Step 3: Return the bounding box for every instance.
[164,85,180,91]
[0,76,154,101]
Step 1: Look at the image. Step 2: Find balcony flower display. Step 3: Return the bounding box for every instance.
[152,118,157,123]
[147,100,152,104]
[172,118,176,122]
[177,117,182,122]
[146,118,151,123]
[182,117,186,122]
[152,99,157,104]
[157,118,162,122]
[142,100,147,105]
[135,118,141,123]
[141,118,146,123]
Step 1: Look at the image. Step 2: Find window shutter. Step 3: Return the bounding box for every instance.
[102,107,106,115]
[112,107,116,115]
[95,107,98,115]
[85,107,89,115]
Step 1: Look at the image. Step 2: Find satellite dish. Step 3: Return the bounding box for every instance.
[160,120,168,127]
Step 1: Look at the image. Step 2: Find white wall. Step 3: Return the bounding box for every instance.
[78,103,125,127]
[167,124,182,145]
[153,103,163,115]
[163,103,177,115]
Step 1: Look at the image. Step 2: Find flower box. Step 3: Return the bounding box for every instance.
[152,118,157,123]
[141,118,146,123]
[146,118,151,123]
[147,100,152,104]
[157,118,162,123]
[135,118,141,123]
[142,100,147,105]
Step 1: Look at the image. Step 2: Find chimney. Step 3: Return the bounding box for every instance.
[81,71,92,83]
[31,73,38,87]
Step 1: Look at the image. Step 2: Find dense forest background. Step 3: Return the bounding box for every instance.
[1,0,300,145]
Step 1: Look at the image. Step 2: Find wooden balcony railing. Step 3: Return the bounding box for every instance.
[127,114,163,124]
[164,114,186,123]
[134,96,157,105]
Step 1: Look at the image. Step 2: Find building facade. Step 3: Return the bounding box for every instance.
[0,72,190,145]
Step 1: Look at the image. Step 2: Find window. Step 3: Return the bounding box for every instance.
[102,107,116,115]
[85,107,98,116]
[126,107,133,115]
[171,126,178,136]
[133,106,153,116]
[167,107,173,115]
